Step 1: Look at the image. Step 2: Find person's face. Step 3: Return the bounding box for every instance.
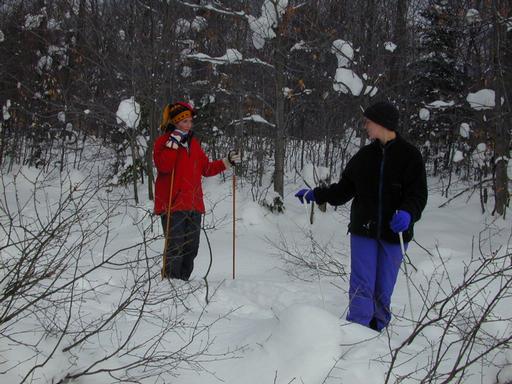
[364,118,382,140]
[176,117,193,132]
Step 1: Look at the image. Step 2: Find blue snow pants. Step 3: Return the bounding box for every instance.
[346,234,406,331]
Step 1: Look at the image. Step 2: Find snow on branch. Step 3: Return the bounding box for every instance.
[186,49,274,68]
[230,114,275,127]
[248,0,289,49]
[466,89,504,111]
[331,39,378,97]
[178,1,248,18]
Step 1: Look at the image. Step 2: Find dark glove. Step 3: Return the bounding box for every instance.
[390,210,411,233]
[227,150,241,166]
[295,188,315,204]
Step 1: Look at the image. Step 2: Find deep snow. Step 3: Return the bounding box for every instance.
[1,159,511,384]
[169,175,512,384]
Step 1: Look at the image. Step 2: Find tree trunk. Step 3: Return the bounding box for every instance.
[274,76,286,197]
[492,0,510,216]
[273,10,286,198]
[388,0,408,89]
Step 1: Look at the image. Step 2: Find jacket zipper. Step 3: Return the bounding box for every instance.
[377,146,386,239]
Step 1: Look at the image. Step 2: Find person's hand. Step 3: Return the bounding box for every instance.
[390,210,411,233]
[295,188,315,204]
[223,150,241,168]
[165,131,187,149]
[228,150,241,166]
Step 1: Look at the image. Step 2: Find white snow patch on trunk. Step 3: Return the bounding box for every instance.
[459,123,470,138]
[3,100,11,121]
[333,68,363,96]
[384,41,397,52]
[453,150,464,163]
[331,39,354,67]
[116,97,141,129]
[466,9,481,24]
[419,108,430,121]
[248,0,288,50]
[466,89,503,110]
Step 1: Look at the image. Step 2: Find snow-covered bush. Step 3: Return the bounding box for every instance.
[382,227,512,383]
[260,190,285,214]
[0,166,221,383]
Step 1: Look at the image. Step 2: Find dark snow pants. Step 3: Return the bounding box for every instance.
[161,211,201,281]
[346,234,406,331]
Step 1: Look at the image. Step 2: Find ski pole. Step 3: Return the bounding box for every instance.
[232,171,236,280]
[399,230,415,321]
[399,231,406,257]
[162,168,175,280]
[303,200,325,307]
[303,200,310,222]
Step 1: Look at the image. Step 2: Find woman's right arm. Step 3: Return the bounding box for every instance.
[153,137,178,174]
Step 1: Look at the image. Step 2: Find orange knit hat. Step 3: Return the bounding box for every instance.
[160,102,196,131]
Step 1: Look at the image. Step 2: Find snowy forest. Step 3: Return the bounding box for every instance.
[1,0,512,383]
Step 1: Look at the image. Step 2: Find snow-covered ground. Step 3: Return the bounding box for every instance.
[171,175,512,384]
[1,160,511,383]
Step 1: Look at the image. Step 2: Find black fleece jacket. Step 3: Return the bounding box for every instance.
[314,135,427,244]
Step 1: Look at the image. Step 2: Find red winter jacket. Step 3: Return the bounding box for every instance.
[153,132,226,215]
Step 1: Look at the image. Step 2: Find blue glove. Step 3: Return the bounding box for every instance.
[295,188,315,204]
[390,210,411,233]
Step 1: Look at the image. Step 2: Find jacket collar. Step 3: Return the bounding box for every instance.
[372,132,400,150]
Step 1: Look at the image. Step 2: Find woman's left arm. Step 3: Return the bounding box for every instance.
[201,147,227,177]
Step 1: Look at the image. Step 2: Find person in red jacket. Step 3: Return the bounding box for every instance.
[154,102,240,280]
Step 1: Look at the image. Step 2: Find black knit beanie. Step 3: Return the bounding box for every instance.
[363,102,399,131]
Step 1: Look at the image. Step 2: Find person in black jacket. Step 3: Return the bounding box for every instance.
[295,101,427,332]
